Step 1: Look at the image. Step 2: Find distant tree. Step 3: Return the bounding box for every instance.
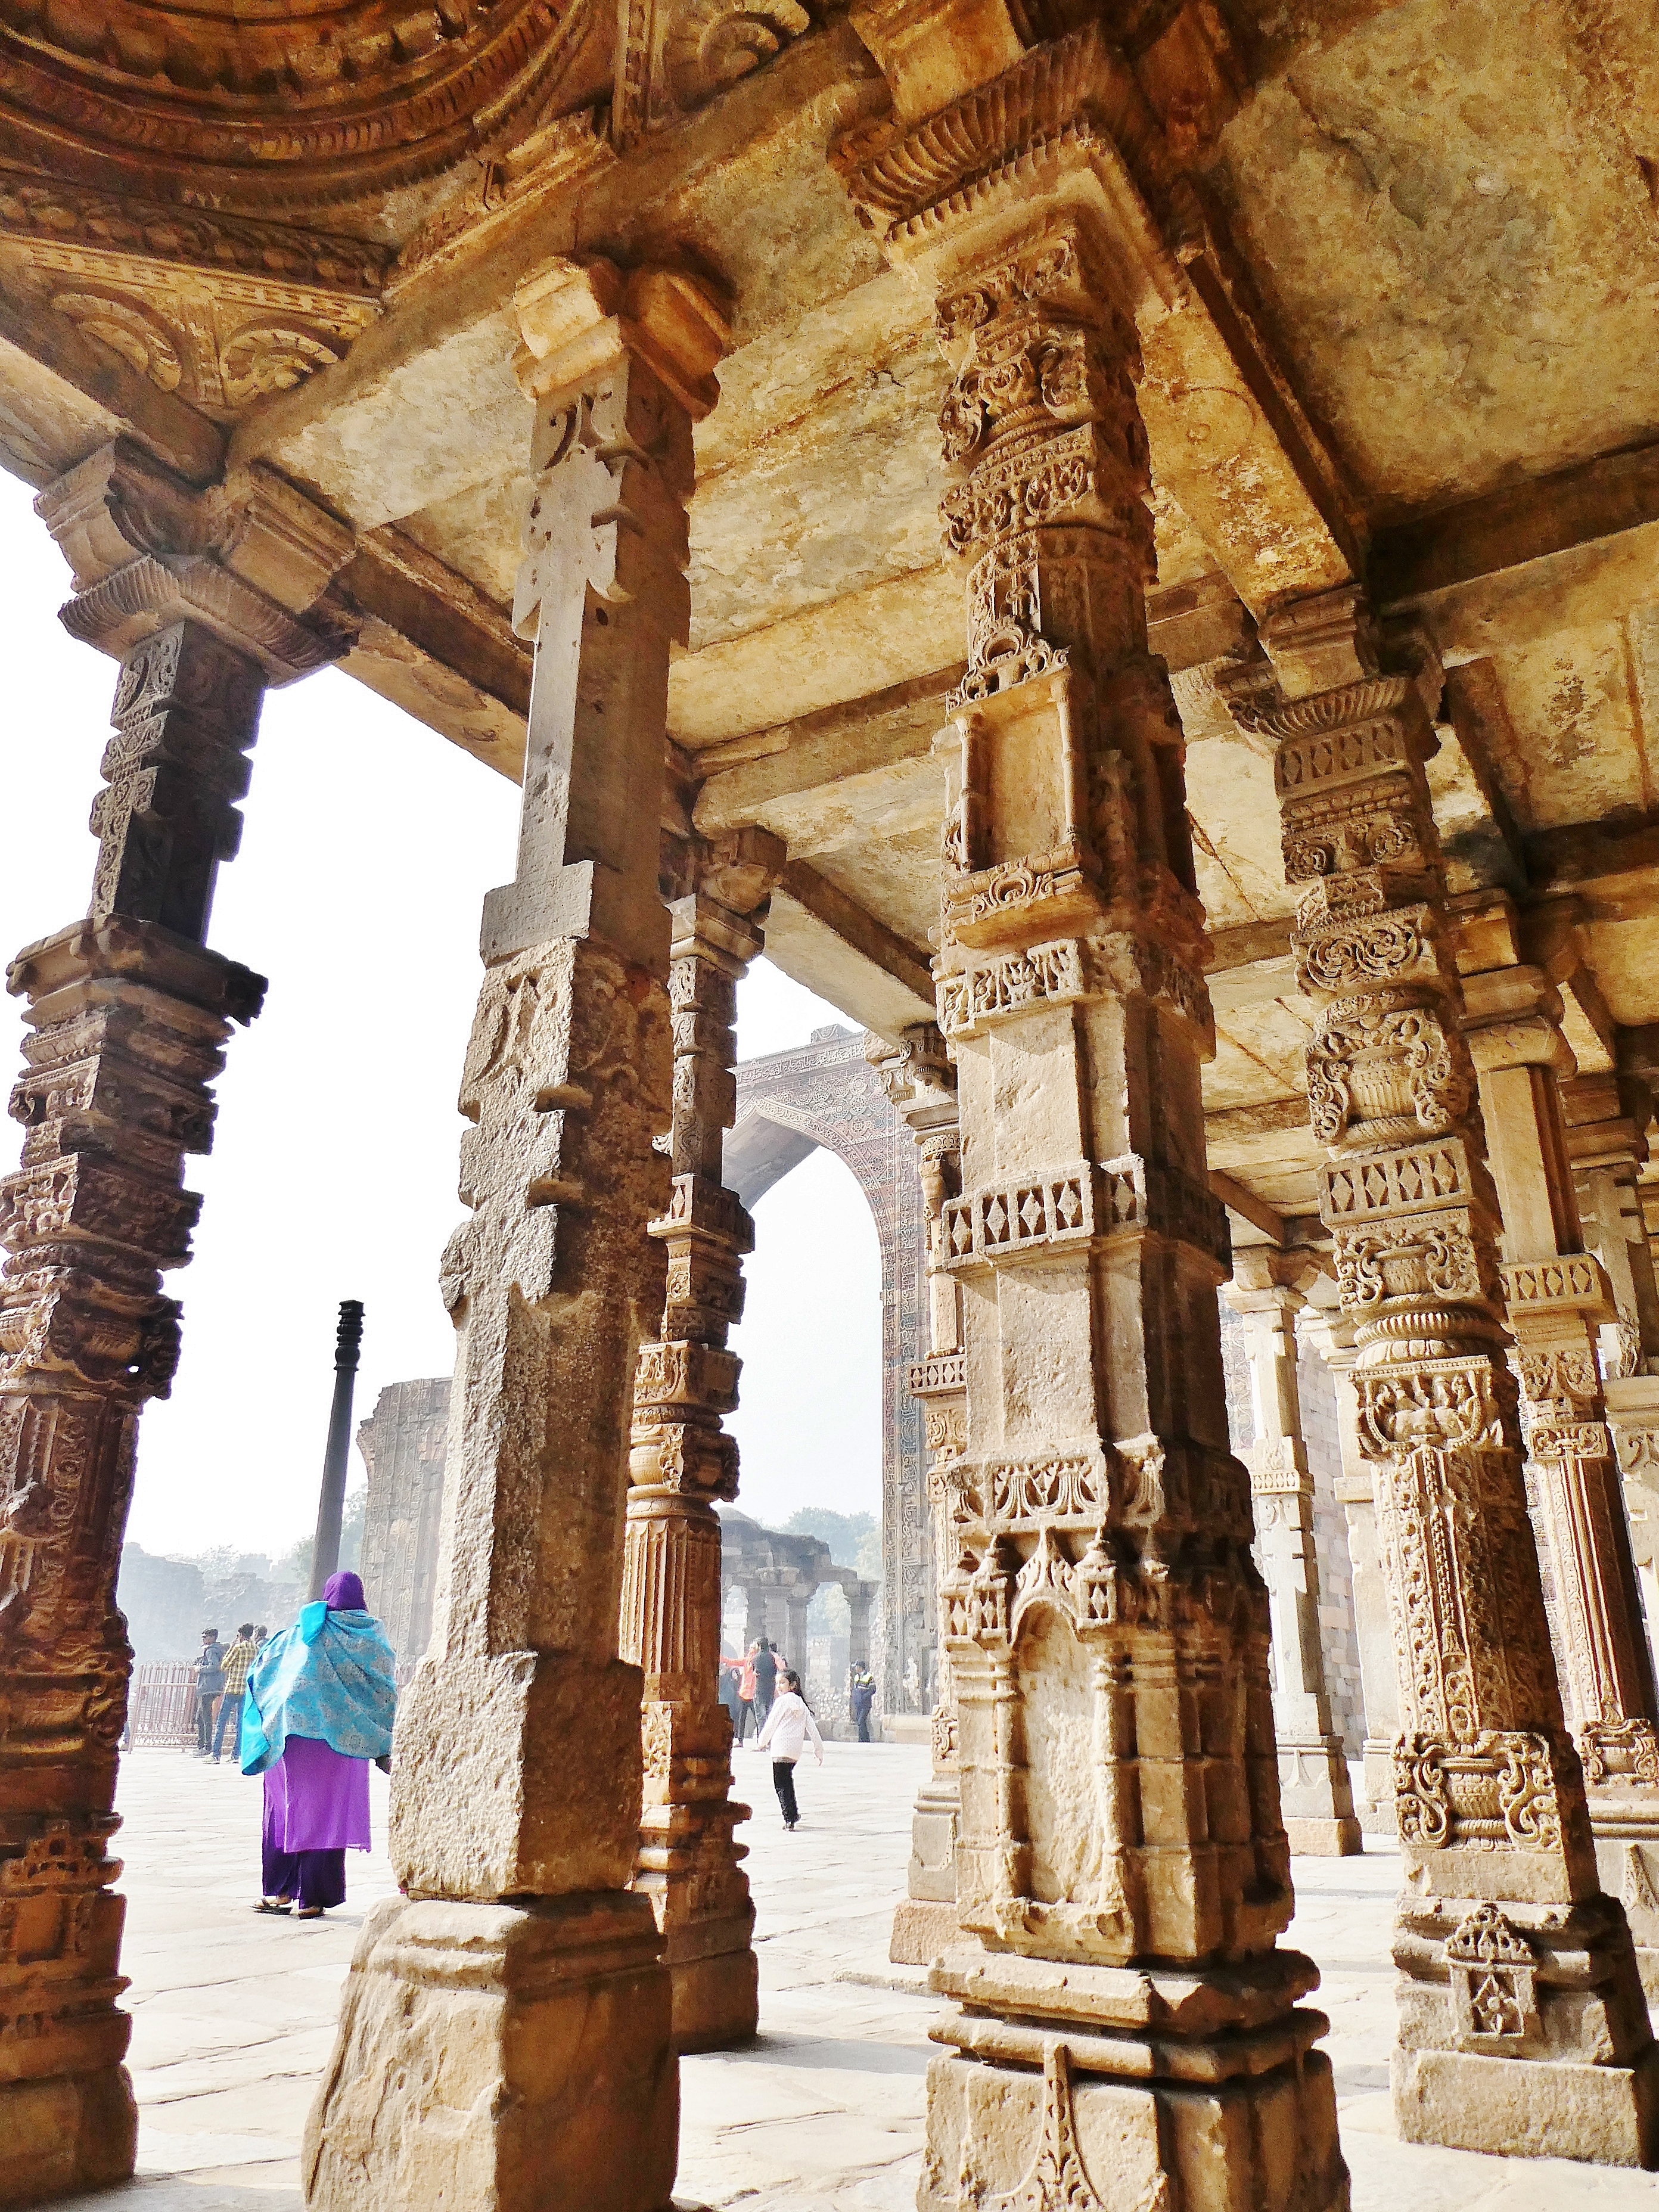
[783,1507,877,1567]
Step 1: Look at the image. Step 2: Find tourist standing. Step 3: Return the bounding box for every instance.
[754,1670,823,1831]
[211,1624,257,1763]
[849,1661,877,1744]
[751,1637,779,1728]
[736,1645,759,1742]
[193,1628,226,1757]
[717,1655,742,1742]
[240,1571,397,1919]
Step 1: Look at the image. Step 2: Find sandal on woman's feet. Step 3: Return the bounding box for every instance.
[253,1897,291,1915]
[295,1905,327,1919]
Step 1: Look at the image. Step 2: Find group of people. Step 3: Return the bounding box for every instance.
[173,1587,874,1911]
[189,1623,268,1761]
[711,1640,881,1831]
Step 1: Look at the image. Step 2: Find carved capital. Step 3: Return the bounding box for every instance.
[513,258,732,418]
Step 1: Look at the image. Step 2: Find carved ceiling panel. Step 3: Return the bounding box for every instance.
[0,170,385,414]
[0,0,589,209]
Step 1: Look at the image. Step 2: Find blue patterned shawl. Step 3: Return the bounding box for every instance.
[239,1601,397,1775]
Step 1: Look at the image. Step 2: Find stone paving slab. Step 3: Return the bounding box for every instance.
[49,1741,1659,2208]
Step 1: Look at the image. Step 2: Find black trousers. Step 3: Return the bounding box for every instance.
[262,1835,347,1909]
[852,1698,874,1742]
[195,1694,218,1754]
[772,1760,800,1826]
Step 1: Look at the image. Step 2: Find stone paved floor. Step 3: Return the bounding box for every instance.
[52,1744,1659,2208]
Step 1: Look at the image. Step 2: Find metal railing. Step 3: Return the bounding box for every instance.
[125,1662,200,1750]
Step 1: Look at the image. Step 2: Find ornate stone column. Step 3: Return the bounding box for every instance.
[1565,1070,1659,1382]
[0,444,340,2207]
[1224,1254,1361,1854]
[622,826,781,2054]
[838,63,1346,2212]
[1304,1310,1400,1834]
[872,1025,968,1963]
[1458,928,1659,1992]
[847,1580,875,1669]
[304,258,729,2212]
[1256,586,1658,2161]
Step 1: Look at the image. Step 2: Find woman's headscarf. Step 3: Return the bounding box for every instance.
[239,1567,397,1775]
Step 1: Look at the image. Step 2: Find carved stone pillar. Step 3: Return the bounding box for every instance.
[1458,936,1659,1992]
[1304,1311,1400,1834]
[1565,1070,1659,1381]
[792,1591,820,1674]
[847,1581,875,1669]
[622,826,782,2055]
[1224,1254,1361,1854]
[1256,587,1658,2162]
[304,259,728,2212]
[0,443,341,2208]
[838,72,1346,2212]
[872,1026,968,1963]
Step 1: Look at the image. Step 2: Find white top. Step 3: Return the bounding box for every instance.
[756,1689,824,1764]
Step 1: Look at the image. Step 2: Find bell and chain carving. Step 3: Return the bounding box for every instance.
[305,261,727,2209]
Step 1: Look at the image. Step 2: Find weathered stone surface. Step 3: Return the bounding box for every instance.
[0,545,305,2204]
[1253,589,1659,2163]
[303,1894,678,2212]
[305,258,724,2208]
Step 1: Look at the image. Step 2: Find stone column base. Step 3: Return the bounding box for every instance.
[1356,1738,1399,1836]
[1595,1826,1659,2002]
[0,2068,136,2207]
[890,1898,962,1966]
[664,1932,758,2054]
[1394,1888,1658,2168]
[303,1891,678,2212]
[1394,2046,1659,2166]
[1279,1737,1363,1856]
[924,1947,1346,2212]
[1285,1815,1364,1856]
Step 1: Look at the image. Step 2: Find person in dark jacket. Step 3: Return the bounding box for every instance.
[193,1629,226,1757]
[751,1638,779,1727]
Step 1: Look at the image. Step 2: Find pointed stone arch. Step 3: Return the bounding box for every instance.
[728,1024,932,1718]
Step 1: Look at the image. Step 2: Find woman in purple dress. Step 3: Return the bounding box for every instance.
[239,1570,398,1919]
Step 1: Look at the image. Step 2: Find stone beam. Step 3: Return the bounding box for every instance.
[1210,1167,1288,1247]
[1374,437,1659,662]
[766,861,936,1036]
[0,281,225,489]
[336,529,532,779]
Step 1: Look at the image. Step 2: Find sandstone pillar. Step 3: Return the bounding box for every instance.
[1256,586,1658,2162]
[1305,1312,1400,1834]
[1565,1071,1659,1382]
[622,827,781,2054]
[836,69,1346,2202]
[847,1580,875,1669]
[872,1026,968,1963]
[0,443,342,2208]
[1224,1255,1361,1854]
[303,259,729,2212]
[1458,926,1659,1992]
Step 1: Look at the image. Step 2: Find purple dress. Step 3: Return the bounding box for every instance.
[261,1735,371,1907]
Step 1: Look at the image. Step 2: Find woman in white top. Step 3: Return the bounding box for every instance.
[754,1670,824,1830]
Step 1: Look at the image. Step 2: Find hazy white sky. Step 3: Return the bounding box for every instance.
[0,472,883,1558]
